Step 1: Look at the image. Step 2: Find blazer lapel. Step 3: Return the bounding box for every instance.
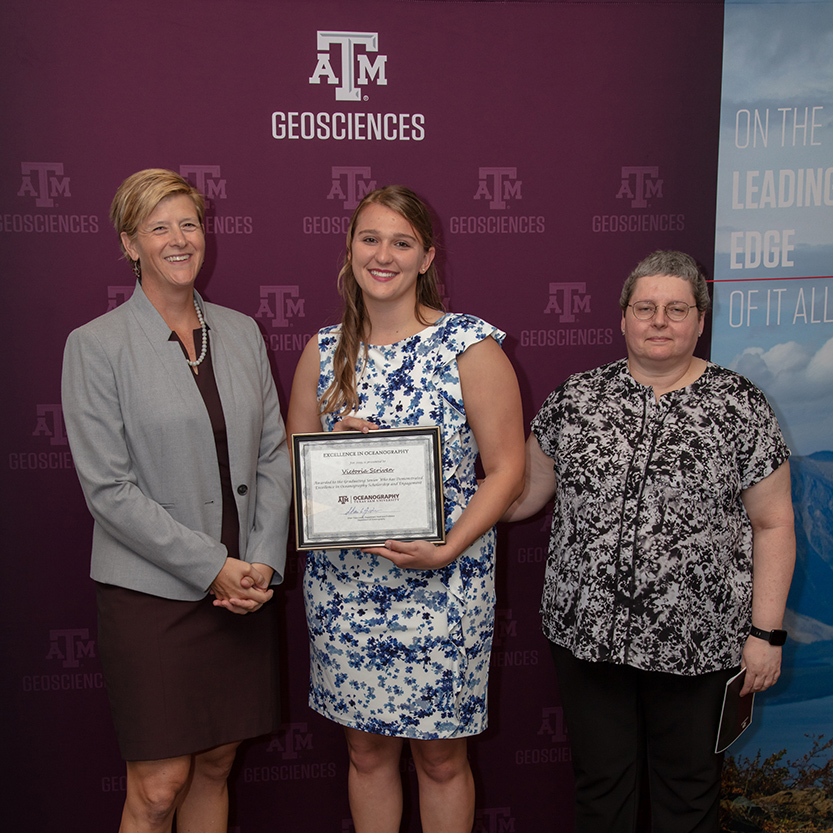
[199,292,238,427]
[126,280,208,401]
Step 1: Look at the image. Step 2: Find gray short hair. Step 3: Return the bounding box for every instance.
[619,250,711,312]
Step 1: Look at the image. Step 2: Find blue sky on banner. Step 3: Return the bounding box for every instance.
[713,0,833,458]
[712,0,833,762]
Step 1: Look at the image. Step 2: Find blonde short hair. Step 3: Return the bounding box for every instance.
[110,169,205,272]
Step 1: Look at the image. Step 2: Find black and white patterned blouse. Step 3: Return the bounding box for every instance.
[532,359,789,676]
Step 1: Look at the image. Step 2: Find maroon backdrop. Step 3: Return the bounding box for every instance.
[1,1,724,830]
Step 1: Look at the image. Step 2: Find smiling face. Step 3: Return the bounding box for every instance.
[348,202,435,307]
[622,274,704,369]
[120,193,205,295]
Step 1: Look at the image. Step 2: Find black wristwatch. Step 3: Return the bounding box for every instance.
[750,625,788,646]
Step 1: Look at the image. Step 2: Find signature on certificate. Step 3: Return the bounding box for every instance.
[344,505,382,519]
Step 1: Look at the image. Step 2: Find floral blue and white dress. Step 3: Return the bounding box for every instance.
[303,313,503,739]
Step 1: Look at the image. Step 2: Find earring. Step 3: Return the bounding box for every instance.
[132,260,141,278]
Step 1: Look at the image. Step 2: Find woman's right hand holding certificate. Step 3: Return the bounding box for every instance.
[332,415,379,434]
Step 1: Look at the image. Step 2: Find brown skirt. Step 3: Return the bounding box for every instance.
[96,582,280,761]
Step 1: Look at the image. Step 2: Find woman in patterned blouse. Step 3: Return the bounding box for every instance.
[504,251,795,833]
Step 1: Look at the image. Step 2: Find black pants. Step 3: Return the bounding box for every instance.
[550,643,736,833]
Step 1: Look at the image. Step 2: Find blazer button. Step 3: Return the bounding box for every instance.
[237,485,248,496]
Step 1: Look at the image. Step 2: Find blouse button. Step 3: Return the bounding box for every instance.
[237,485,248,496]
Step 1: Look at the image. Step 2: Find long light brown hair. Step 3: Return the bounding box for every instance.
[320,186,445,417]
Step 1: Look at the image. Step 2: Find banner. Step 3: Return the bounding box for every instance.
[712,0,833,823]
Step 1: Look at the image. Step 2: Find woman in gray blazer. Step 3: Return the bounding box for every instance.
[62,169,291,833]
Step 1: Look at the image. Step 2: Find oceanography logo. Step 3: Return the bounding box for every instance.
[3,162,99,234]
[309,32,387,102]
[450,167,544,235]
[271,31,425,142]
[179,164,253,234]
[593,164,683,234]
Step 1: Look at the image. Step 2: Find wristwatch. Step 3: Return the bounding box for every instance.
[750,625,788,646]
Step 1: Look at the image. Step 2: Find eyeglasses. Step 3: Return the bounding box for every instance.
[627,302,697,322]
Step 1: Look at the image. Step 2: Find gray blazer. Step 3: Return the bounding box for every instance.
[62,282,292,601]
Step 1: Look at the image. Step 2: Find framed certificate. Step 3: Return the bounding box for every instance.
[292,426,445,550]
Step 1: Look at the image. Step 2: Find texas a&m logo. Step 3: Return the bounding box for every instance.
[180,165,227,203]
[45,628,96,668]
[257,286,306,329]
[328,166,377,210]
[267,722,314,760]
[473,807,516,833]
[616,166,663,208]
[309,32,388,101]
[18,162,71,207]
[543,282,591,323]
[473,167,522,210]
[32,404,68,446]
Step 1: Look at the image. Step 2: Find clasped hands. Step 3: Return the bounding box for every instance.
[210,558,274,614]
[334,416,454,571]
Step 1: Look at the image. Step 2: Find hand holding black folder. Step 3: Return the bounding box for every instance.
[715,668,755,753]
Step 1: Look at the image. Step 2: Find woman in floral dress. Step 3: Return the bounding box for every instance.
[288,185,524,833]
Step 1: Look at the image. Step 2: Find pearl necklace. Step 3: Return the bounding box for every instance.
[186,297,208,372]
